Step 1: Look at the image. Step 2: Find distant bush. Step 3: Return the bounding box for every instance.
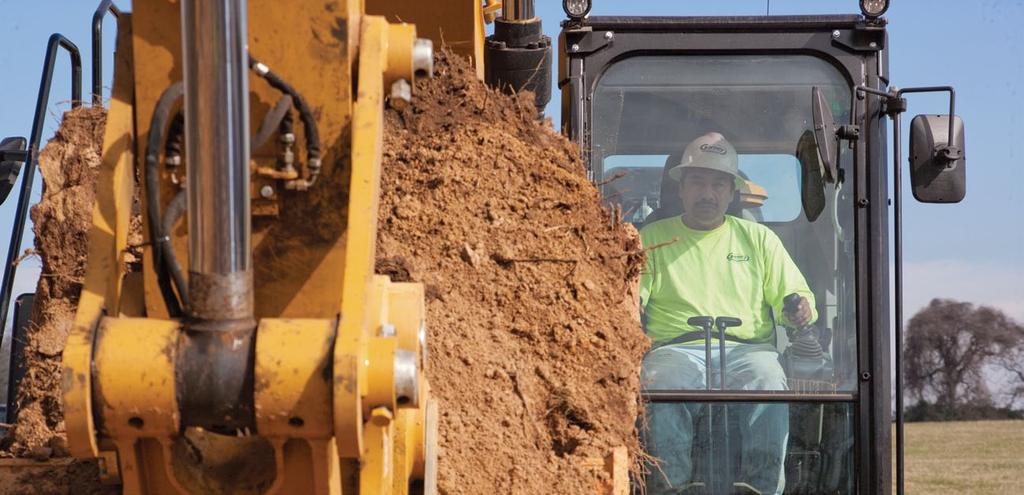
[905,400,1024,422]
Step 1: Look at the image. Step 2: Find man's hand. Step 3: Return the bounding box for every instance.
[784,295,812,328]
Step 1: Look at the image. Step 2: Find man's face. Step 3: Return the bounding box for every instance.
[678,168,735,228]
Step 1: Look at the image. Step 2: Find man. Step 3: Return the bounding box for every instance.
[639,132,816,495]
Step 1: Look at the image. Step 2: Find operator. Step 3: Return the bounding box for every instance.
[638,132,816,495]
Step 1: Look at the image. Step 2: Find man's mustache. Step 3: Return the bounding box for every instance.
[695,200,718,209]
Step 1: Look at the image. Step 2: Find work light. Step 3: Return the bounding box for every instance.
[563,0,592,20]
[860,0,890,18]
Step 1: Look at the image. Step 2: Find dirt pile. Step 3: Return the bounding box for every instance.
[376,51,650,494]
[1,107,105,459]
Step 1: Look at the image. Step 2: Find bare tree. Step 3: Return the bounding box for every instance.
[999,344,1024,407]
[904,299,1023,408]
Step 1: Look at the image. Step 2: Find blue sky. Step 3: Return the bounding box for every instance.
[0,0,1022,338]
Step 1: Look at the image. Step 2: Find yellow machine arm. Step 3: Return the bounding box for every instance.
[61,1,447,493]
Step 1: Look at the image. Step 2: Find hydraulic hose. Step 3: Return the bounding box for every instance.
[145,82,185,317]
[162,189,190,311]
[164,111,185,162]
[251,94,293,153]
[146,65,318,316]
[148,86,299,315]
[248,55,321,188]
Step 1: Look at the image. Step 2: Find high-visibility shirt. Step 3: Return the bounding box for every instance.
[639,215,817,346]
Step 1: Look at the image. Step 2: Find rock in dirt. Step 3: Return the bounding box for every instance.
[376,51,650,494]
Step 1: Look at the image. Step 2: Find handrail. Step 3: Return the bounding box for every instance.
[91,0,122,105]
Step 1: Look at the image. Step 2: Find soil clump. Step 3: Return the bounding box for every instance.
[0,107,113,493]
[376,51,649,494]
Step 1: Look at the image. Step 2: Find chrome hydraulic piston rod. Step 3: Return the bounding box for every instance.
[178,0,256,430]
[181,0,252,317]
[501,0,535,21]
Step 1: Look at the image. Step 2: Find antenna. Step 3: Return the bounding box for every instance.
[766,0,771,15]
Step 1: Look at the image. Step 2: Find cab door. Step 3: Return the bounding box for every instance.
[560,15,892,494]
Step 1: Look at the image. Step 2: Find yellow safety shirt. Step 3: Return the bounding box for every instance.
[639,215,817,346]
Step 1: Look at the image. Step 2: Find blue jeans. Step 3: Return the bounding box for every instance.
[642,343,789,495]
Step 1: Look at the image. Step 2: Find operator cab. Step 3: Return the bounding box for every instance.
[561,13,888,495]
[561,5,966,491]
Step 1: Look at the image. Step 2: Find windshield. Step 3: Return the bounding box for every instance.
[593,54,856,494]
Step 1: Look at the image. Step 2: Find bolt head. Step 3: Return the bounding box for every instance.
[869,41,878,48]
[259,185,275,198]
[604,31,614,41]
[832,30,841,38]
[571,43,580,52]
[413,38,434,78]
[389,79,412,110]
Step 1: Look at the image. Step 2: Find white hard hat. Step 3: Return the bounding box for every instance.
[668,132,745,189]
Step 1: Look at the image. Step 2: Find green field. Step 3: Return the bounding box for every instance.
[901,420,1024,494]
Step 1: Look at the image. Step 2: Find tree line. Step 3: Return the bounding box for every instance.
[904,298,1024,422]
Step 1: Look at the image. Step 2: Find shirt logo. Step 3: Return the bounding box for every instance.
[727,253,751,262]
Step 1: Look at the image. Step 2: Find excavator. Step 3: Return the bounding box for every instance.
[0,0,966,493]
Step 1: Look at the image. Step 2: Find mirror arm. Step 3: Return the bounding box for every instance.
[837,124,860,142]
[897,86,960,164]
[857,85,960,162]
[856,84,894,100]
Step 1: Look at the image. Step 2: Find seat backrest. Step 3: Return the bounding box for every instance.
[641,153,684,227]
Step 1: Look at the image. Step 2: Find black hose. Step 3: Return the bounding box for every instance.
[161,189,190,312]
[145,82,185,317]
[165,111,185,161]
[248,55,321,163]
[251,94,293,153]
[280,104,294,136]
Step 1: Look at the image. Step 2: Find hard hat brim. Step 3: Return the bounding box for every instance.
[668,163,745,189]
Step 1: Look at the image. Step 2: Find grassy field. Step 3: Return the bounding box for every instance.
[902,420,1024,494]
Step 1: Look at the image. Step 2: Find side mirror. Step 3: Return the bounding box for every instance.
[909,115,965,203]
[811,87,838,184]
[796,130,826,222]
[0,137,28,206]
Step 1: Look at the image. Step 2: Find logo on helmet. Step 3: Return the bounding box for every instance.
[699,143,728,155]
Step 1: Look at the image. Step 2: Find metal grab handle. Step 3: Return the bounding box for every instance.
[687,316,715,391]
[91,0,122,105]
[683,315,742,493]
[713,316,741,493]
[715,317,742,389]
[0,33,82,363]
[684,315,743,390]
